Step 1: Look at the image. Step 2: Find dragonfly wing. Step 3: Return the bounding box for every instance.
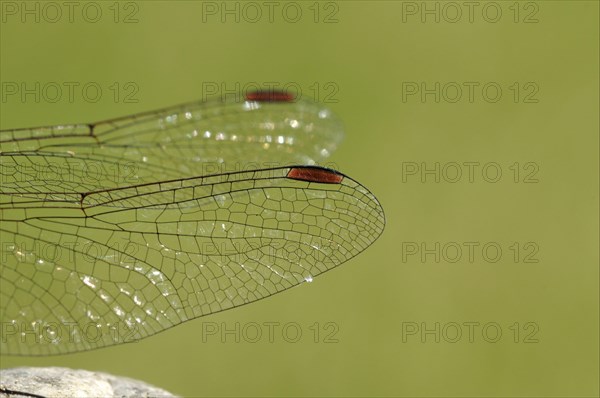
[0,97,343,191]
[0,166,384,355]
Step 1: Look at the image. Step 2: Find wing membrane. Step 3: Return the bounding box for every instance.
[0,97,343,192]
[1,166,384,355]
[0,94,384,356]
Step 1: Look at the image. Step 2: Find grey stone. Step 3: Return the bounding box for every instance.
[0,367,177,398]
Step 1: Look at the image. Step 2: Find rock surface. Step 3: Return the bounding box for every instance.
[0,367,177,398]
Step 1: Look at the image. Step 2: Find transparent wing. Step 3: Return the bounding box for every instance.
[0,93,384,356]
[0,96,343,192]
[0,166,384,355]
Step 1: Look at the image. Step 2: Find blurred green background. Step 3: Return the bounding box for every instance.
[0,1,598,397]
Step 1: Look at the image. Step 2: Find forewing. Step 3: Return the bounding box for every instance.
[0,166,384,355]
